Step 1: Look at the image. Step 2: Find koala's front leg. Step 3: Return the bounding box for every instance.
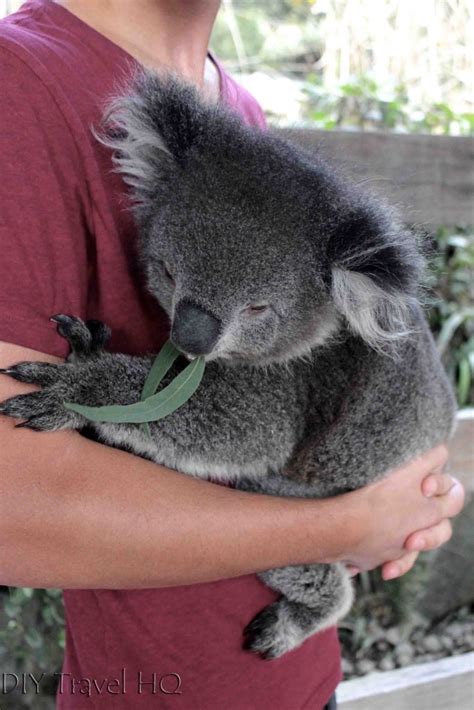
[0,315,153,434]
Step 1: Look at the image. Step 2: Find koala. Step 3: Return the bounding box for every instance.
[0,72,456,659]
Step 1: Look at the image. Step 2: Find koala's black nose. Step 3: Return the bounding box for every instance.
[171,300,222,356]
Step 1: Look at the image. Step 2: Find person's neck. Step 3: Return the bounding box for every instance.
[53,1,221,94]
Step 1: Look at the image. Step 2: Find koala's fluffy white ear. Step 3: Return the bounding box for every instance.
[95,71,214,206]
[329,210,423,351]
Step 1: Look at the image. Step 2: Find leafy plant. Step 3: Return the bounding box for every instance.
[301,74,474,135]
[427,228,474,406]
[0,587,64,704]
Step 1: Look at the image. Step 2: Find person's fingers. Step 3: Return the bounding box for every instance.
[382,551,419,581]
[405,519,453,552]
[422,472,456,498]
[438,478,465,517]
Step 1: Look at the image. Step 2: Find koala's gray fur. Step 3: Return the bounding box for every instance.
[0,72,456,659]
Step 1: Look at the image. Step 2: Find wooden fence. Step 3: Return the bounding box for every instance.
[279,129,474,229]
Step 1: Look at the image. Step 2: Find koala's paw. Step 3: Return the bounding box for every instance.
[0,362,85,431]
[243,600,310,660]
[50,314,111,361]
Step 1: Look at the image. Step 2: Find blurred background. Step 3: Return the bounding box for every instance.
[0,1,473,707]
[210,0,473,134]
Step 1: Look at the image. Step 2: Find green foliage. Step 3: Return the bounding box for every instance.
[0,587,64,700]
[211,1,322,66]
[302,74,474,135]
[427,228,474,406]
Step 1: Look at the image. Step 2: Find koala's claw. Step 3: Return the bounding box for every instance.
[50,313,76,330]
[0,388,77,431]
[0,361,62,386]
[50,314,111,359]
[243,603,285,660]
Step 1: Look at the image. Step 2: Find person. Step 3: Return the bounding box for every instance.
[0,1,464,708]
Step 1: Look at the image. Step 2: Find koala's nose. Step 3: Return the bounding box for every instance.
[171,300,222,356]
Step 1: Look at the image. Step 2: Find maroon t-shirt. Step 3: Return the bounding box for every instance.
[0,1,342,707]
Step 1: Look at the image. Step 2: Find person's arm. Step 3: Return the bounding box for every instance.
[0,341,464,589]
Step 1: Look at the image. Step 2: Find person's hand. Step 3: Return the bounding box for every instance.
[340,445,465,579]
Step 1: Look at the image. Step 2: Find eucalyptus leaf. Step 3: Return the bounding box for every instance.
[139,340,183,438]
[141,340,181,400]
[64,354,205,424]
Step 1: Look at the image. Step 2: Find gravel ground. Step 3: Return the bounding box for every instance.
[340,604,474,678]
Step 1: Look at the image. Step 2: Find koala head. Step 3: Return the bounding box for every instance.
[99,72,423,365]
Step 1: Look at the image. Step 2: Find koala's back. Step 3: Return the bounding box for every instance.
[287,304,456,494]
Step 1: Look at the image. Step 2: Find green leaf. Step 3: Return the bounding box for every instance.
[139,340,183,438]
[140,340,181,400]
[437,308,474,354]
[4,601,18,618]
[65,355,205,424]
[24,628,43,649]
[457,357,471,406]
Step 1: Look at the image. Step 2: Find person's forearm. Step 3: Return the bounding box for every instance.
[0,343,464,589]
[0,424,349,589]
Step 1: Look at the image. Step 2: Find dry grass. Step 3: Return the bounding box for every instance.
[317,0,472,113]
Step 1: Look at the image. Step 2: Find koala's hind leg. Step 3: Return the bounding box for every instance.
[243,563,353,659]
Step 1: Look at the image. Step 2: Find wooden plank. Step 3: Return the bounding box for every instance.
[278,129,474,228]
[337,652,474,710]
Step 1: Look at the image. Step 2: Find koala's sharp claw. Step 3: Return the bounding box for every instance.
[0,362,62,386]
[50,313,73,325]
[14,420,30,429]
[15,417,50,432]
[0,368,12,375]
[50,314,75,338]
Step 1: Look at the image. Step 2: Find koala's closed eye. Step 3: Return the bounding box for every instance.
[242,304,270,316]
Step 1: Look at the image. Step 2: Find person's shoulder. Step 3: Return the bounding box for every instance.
[0,33,63,135]
[0,1,87,104]
[0,1,47,68]
[0,5,87,149]
[0,7,54,98]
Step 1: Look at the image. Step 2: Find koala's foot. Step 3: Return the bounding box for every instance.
[50,314,111,361]
[244,562,354,659]
[243,598,323,659]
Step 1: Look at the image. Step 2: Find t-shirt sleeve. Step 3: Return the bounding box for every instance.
[0,47,91,358]
[241,87,267,129]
